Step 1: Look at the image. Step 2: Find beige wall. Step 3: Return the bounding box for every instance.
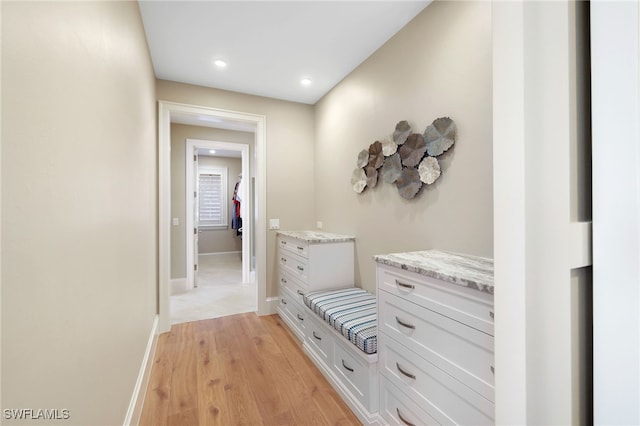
[159,81,316,296]
[198,156,243,255]
[1,2,157,425]
[314,1,493,292]
[170,123,252,278]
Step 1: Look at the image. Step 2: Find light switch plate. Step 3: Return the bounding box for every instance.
[172,217,180,226]
[269,219,280,230]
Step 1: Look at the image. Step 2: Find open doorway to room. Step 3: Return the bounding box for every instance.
[157,101,267,333]
[169,138,256,324]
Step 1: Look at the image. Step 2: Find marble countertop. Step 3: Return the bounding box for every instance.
[373,249,494,294]
[277,230,355,244]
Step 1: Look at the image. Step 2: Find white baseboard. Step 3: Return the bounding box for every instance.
[170,278,187,295]
[260,296,279,316]
[123,315,159,426]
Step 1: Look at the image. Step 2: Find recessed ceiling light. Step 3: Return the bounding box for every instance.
[209,149,216,154]
[214,59,227,68]
[301,78,312,86]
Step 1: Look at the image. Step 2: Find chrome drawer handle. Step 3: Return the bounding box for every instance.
[395,316,416,330]
[297,246,304,251]
[396,280,415,290]
[341,359,354,372]
[396,408,415,426]
[297,290,304,295]
[490,310,494,319]
[297,266,304,271]
[281,299,287,305]
[297,314,304,321]
[313,331,322,340]
[491,365,495,374]
[396,362,416,380]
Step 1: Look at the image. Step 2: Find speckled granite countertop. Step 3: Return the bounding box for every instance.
[373,249,494,295]
[277,230,355,244]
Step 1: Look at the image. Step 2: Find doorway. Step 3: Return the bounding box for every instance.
[158,101,268,333]
[168,138,255,324]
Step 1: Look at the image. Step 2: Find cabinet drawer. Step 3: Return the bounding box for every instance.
[379,376,440,426]
[380,339,494,424]
[277,296,305,341]
[279,270,307,304]
[333,340,371,407]
[305,314,334,365]
[378,265,494,335]
[278,236,309,258]
[279,249,309,283]
[379,291,494,400]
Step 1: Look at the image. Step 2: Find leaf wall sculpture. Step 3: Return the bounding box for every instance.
[351,168,367,193]
[368,141,384,169]
[392,120,412,145]
[418,156,441,185]
[424,117,456,156]
[381,136,398,156]
[399,133,427,167]
[352,117,456,198]
[357,149,369,168]
[396,167,422,199]
[382,153,402,183]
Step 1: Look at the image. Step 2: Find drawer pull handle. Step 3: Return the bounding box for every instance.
[297,246,304,251]
[313,332,322,340]
[297,314,304,321]
[281,299,287,305]
[395,316,416,330]
[396,362,416,380]
[282,241,287,245]
[281,278,287,284]
[297,290,304,295]
[297,266,304,271]
[490,365,495,374]
[281,258,287,263]
[396,408,415,426]
[396,280,415,290]
[341,359,354,372]
[490,310,494,319]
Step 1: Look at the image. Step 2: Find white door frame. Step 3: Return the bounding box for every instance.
[185,138,251,288]
[158,100,267,333]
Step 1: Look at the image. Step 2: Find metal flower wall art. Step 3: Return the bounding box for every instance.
[351,118,456,199]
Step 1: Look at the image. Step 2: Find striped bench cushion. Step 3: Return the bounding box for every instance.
[303,288,377,355]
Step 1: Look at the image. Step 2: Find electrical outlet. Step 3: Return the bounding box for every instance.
[317,221,323,229]
[172,217,180,226]
[269,219,280,230]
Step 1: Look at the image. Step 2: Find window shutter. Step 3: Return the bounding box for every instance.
[198,167,227,227]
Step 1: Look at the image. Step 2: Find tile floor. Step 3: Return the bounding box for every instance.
[170,252,256,325]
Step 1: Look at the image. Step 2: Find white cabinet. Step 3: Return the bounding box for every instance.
[276,231,355,342]
[375,250,494,425]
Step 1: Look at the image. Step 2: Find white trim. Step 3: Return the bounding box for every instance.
[158,101,267,333]
[591,2,640,423]
[198,251,242,256]
[186,138,250,289]
[170,278,187,295]
[264,296,279,316]
[123,315,159,426]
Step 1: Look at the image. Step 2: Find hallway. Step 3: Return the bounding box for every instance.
[170,253,256,325]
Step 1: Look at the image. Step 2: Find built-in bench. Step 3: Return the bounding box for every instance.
[303,287,378,355]
[301,287,380,424]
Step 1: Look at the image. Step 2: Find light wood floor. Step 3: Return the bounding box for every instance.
[139,313,361,426]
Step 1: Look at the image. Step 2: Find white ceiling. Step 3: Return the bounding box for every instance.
[138,1,431,105]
